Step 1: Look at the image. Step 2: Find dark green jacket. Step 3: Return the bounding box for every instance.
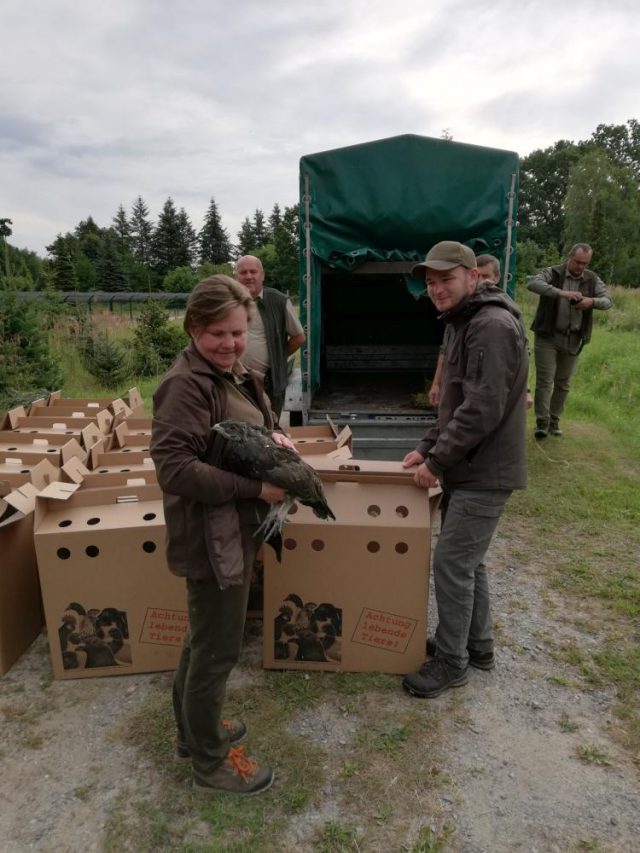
[416,285,528,491]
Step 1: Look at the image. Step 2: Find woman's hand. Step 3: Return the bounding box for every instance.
[271,432,298,452]
[259,482,288,503]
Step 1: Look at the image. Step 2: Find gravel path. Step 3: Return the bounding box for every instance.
[0,525,638,852]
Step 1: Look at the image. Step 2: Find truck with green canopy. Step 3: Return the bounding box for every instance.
[288,133,519,457]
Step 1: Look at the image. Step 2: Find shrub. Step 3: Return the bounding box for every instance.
[131,301,187,376]
[0,292,63,395]
[82,331,132,387]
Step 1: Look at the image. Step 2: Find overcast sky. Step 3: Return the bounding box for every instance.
[2,0,639,257]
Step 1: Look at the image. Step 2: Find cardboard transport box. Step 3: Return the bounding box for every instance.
[6,407,113,438]
[0,457,59,491]
[88,441,155,474]
[263,460,440,674]
[33,481,186,679]
[61,457,157,490]
[285,418,352,456]
[46,388,145,418]
[0,482,45,675]
[0,433,88,466]
[107,421,153,451]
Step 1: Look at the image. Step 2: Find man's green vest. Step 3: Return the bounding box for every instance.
[531,263,598,347]
[257,287,289,396]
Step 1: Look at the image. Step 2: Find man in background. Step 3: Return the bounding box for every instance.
[235,255,305,420]
[428,254,501,407]
[527,243,612,439]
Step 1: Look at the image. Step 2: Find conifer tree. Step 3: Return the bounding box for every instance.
[112,205,131,253]
[46,234,79,291]
[199,197,232,264]
[130,196,154,265]
[236,217,257,256]
[176,207,197,268]
[252,209,269,248]
[151,197,182,278]
[97,230,129,291]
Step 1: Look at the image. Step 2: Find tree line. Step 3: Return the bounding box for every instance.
[2,118,639,295]
[0,198,299,296]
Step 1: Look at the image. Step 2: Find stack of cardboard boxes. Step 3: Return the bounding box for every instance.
[2,393,436,680]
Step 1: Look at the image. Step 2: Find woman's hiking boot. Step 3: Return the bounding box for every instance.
[193,746,274,796]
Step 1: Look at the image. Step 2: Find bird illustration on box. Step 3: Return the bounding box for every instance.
[212,420,336,561]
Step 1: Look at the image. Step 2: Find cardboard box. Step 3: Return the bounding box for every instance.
[0,456,59,490]
[0,482,45,675]
[61,457,157,490]
[108,421,153,451]
[33,481,186,679]
[6,407,113,438]
[286,418,352,456]
[0,433,88,466]
[88,441,155,474]
[47,388,145,418]
[263,460,439,674]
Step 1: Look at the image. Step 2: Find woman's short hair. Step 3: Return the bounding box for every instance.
[184,275,254,336]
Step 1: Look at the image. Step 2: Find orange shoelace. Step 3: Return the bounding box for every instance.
[225,746,257,780]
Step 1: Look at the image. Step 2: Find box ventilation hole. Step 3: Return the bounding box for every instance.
[367,505,381,517]
[142,541,156,553]
[143,513,156,521]
[85,546,99,558]
[86,517,100,526]
[311,539,325,551]
[367,541,380,553]
[395,506,409,518]
[287,505,298,515]
[58,520,72,528]
[57,548,71,560]
[395,542,409,554]
[284,539,297,550]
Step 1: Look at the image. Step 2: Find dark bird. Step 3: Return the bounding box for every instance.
[212,420,335,560]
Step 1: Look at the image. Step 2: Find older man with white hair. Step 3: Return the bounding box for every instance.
[235,255,305,419]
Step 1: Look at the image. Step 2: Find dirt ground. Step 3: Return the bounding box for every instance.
[1,524,639,853]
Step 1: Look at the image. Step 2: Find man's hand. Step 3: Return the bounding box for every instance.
[271,432,298,452]
[428,384,440,407]
[526,391,533,410]
[574,296,594,311]
[413,462,439,489]
[559,289,583,301]
[402,450,425,468]
[259,482,288,503]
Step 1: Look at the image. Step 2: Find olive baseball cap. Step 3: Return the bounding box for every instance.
[411,241,477,278]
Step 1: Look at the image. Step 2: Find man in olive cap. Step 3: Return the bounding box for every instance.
[402,241,528,698]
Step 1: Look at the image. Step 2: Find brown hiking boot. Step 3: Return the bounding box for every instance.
[174,719,247,763]
[193,746,274,796]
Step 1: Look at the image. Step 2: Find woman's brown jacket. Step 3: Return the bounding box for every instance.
[150,344,274,589]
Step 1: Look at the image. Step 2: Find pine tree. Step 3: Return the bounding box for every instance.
[236,217,257,257]
[199,197,232,264]
[252,209,269,248]
[176,207,197,268]
[112,205,131,253]
[151,197,182,278]
[130,196,154,265]
[46,234,79,291]
[97,230,130,291]
[268,203,282,240]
